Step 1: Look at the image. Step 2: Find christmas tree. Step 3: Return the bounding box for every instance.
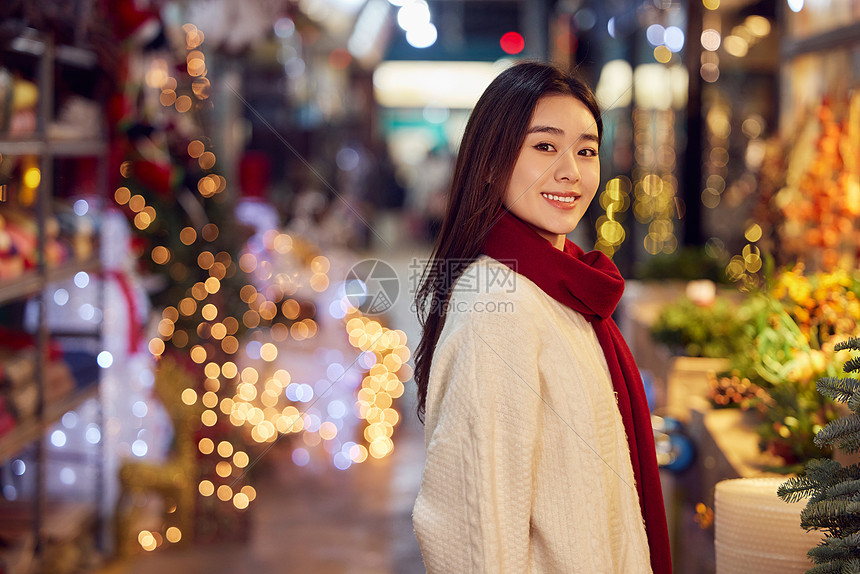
[778,336,860,572]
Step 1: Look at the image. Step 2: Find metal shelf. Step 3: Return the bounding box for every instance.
[0,138,107,156]
[0,257,100,306]
[781,22,860,59]
[4,31,97,70]
[0,139,44,155]
[0,383,99,466]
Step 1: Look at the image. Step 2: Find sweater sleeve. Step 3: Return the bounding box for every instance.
[413,310,544,574]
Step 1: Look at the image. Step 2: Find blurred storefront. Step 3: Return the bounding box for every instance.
[0,0,858,573]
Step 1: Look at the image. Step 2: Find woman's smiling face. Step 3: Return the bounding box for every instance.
[502,94,601,250]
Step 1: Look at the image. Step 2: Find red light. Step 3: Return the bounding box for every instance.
[328,48,352,70]
[500,32,525,55]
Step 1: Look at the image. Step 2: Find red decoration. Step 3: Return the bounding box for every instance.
[132,160,181,197]
[238,152,271,199]
[106,0,161,43]
[500,32,525,55]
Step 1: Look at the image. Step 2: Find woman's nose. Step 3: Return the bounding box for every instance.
[554,147,580,183]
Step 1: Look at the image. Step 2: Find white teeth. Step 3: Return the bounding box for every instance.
[541,193,576,203]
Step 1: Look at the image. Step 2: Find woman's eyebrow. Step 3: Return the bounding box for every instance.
[527,125,564,135]
[527,125,600,143]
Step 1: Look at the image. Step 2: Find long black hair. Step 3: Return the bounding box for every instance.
[413,61,603,422]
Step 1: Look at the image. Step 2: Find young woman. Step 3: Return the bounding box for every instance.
[412,62,672,573]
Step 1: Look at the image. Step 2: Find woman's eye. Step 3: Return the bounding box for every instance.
[579,148,598,157]
[534,143,555,152]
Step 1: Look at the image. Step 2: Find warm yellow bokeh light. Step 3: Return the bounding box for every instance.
[215,461,232,477]
[202,223,219,241]
[654,45,672,64]
[222,361,238,379]
[199,151,216,170]
[319,421,338,440]
[198,437,214,455]
[188,140,205,158]
[217,440,234,458]
[114,187,131,204]
[201,409,218,426]
[175,95,193,113]
[198,251,215,269]
[233,451,250,468]
[222,336,239,354]
[160,89,177,107]
[181,388,198,406]
[202,391,218,408]
[138,530,157,551]
[128,194,146,213]
[179,297,198,316]
[260,343,278,362]
[165,527,182,543]
[202,303,218,321]
[190,345,207,364]
[180,227,197,245]
[151,246,170,265]
[239,253,257,273]
[204,362,220,379]
[744,223,763,242]
[233,492,250,510]
[211,323,227,339]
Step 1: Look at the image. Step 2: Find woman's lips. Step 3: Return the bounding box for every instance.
[540,192,580,209]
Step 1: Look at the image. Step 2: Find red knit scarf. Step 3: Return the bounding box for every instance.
[481,211,672,574]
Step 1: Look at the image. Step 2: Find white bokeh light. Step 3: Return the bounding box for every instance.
[51,430,67,447]
[397,1,430,31]
[664,26,685,52]
[97,351,113,368]
[59,467,76,485]
[646,24,665,46]
[85,424,101,444]
[74,271,89,288]
[53,289,69,306]
[406,23,437,48]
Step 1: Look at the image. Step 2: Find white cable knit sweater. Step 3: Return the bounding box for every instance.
[413,255,652,573]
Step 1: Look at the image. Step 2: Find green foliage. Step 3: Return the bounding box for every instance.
[779,338,860,572]
[634,246,729,283]
[651,297,745,358]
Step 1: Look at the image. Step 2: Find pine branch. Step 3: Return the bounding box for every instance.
[808,560,845,574]
[818,377,860,405]
[847,357,860,375]
[826,480,860,501]
[815,417,860,453]
[813,463,860,504]
[849,392,860,416]
[836,337,860,353]
[801,499,860,533]
[841,558,860,574]
[808,532,860,563]
[781,473,821,503]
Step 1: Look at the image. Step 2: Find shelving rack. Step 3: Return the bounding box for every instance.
[0,27,107,572]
